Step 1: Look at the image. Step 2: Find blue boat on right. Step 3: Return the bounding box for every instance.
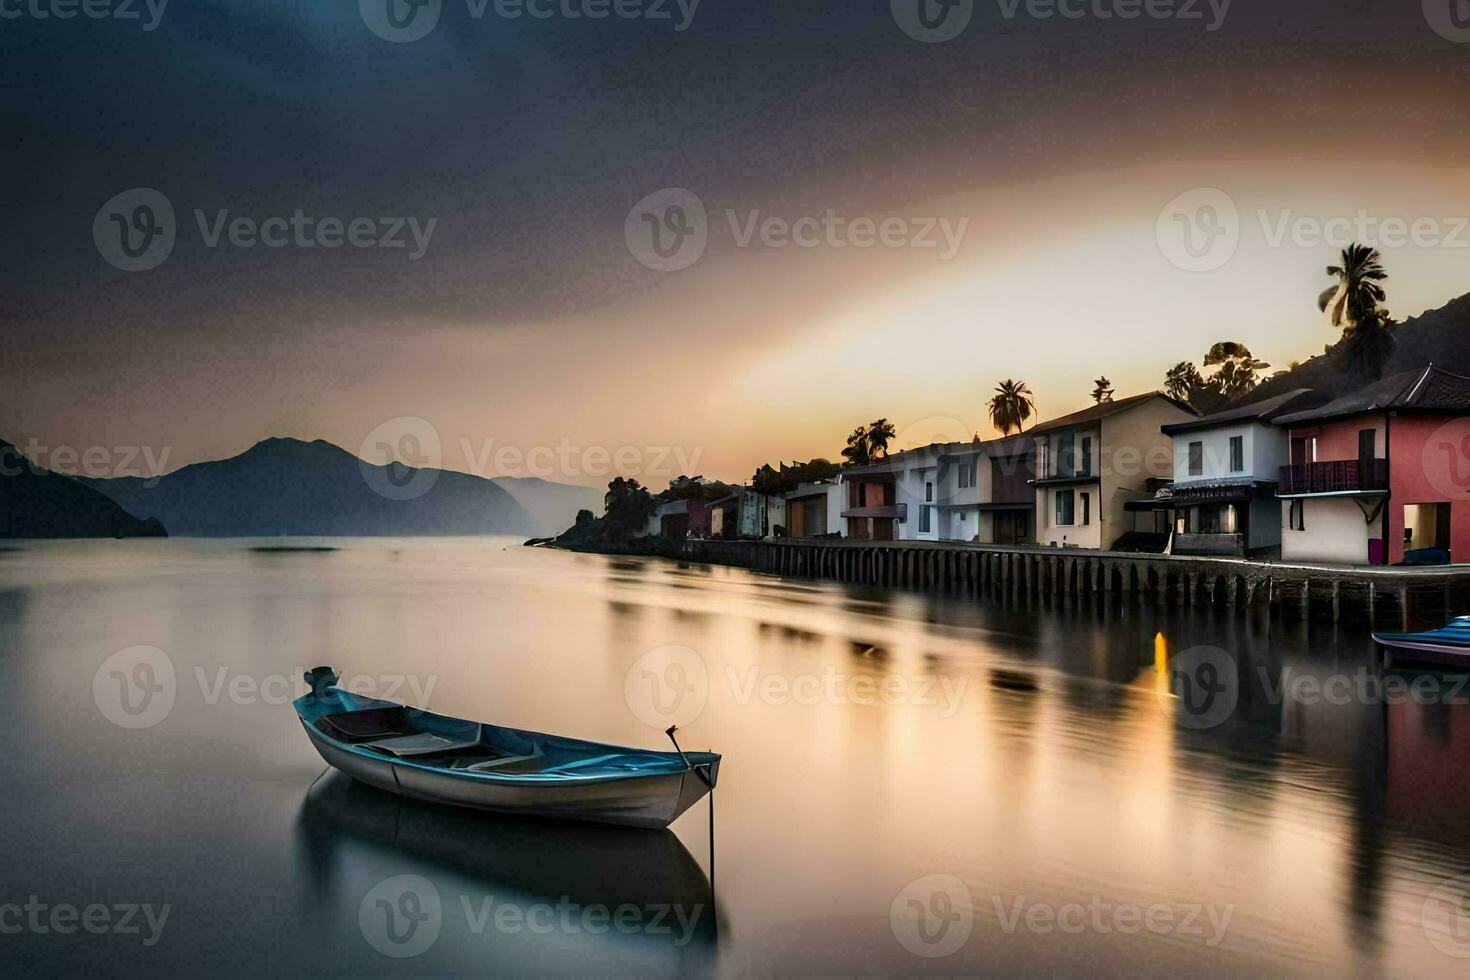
[1374,616,1470,670]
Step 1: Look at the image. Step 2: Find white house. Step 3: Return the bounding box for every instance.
[1138,389,1317,557]
[1031,392,1199,551]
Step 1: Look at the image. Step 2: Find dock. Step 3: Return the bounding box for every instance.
[676,539,1470,630]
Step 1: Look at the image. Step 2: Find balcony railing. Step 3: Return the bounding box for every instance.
[1278,459,1388,495]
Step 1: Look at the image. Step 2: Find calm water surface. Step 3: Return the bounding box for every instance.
[2,538,1469,976]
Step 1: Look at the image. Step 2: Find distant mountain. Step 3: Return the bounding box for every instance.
[78,437,544,537]
[1250,291,1470,403]
[491,476,603,537]
[1,439,167,539]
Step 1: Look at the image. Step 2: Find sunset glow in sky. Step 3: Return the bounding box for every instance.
[8,3,1470,486]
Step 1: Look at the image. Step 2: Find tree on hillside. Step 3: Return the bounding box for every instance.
[867,419,897,459]
[751,458,841,495]
[841,426,872,468]
[1091,377,1114,404]
[1164,361,1203,403]
[603,477,655,533]
[1318,243,1397,380]
[1202,341,1271,399]
[988,380,1035,436]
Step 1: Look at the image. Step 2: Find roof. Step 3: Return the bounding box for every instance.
[1273,365,1470,426]
[1161,389,1319,435]
[784,481,838,500]
[1029,391,1198,436]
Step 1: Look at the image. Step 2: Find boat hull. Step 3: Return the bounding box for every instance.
[302,722,716,830]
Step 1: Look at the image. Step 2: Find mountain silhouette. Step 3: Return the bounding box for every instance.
[1,439,168,539]
[78,437,554,537]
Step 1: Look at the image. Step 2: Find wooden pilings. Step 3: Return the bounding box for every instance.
[678,538,1470,629]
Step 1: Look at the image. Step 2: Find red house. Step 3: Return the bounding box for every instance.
[1273,365,1470,565]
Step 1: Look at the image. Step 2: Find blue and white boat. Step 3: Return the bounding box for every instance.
[293,667,719,829]
[1373,616,1470,670]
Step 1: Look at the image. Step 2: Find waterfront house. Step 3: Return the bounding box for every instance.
[649,497,710,539]
[708,488,786,539]
[933,435,1036,544]
[1030,392,1198,550]
[1140,389,1320,557]
[1272,365,1470,565]
[784,480,844,538]
[841,443,966,541]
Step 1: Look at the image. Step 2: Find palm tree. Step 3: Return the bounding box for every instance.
[1090,377,1114,404]
[1318,243,1396,379]
[867,419,897,458]
[1318,243,1387,329]
[841,426,871,467]
[988,380,1035,436]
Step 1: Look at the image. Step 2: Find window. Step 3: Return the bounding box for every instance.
[1289,500,1305,531]
[1188,441,1204,476]
[925,481,934,502]
[920,505,933,533]
[1055,489,1075,526]
[1058,432,1075,477]
[957,463,970,489]
[1039,442,1050,478]
[1080,492,1090,526]
[1229,436,1244,473]
[897,503,908,524]
[1079,437,1093,477]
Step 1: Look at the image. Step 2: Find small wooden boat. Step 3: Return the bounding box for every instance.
[1373,616,1470,670]
[293,667,719,829]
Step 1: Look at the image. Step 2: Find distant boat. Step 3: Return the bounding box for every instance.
[292,667,719,829]
[1373,616,1470,669]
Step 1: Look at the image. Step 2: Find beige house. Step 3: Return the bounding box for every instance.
[1029,392,1198,550]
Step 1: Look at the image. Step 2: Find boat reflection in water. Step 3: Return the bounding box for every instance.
[293,770,719,974]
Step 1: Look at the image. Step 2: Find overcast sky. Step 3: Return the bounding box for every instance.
[6,1,1470,485]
